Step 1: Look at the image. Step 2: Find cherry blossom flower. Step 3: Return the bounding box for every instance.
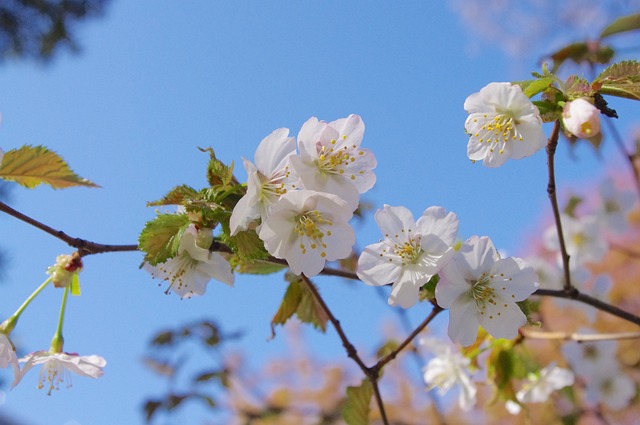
[562,333,619,380]
[357,205,458,308]
[465,82,546,167]
[145,224,234,298]
[230,128,298,235]
[258,190,355,277]
[585,372,636,410]
[0,334,19,381]
[436,236,538,346]
[421,338,477,411]
[543,213,608,266]
[517,362,574,404]
[12,351,106,395]
[290,115,376,211]
[595,178,635,234]
[562,98,601,139]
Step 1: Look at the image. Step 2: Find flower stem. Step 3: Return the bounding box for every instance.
[50,286,70,353]
[0,276,53,335]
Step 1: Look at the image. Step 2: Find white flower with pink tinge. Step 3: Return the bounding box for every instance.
[465,82,546,167]
[436,236,538,346]
[290,114,376,211]
[12,351,106,395]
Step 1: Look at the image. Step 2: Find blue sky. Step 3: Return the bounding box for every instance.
[0,2,637,424]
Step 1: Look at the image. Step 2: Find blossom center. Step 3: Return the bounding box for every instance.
[392,236,422,265]
[295,210,332,257]
[476,112,523,154]
[39,359,70,395]
[315,138,364,180]
[604,200,620,213]
[260,167,292,199]
[471,274,497,311]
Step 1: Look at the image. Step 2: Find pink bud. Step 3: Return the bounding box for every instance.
[562,98,601,139]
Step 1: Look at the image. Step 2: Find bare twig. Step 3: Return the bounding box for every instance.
[521,328,640,342]
[546,120,573,291]
[0,200,139,256]
[534,288,640,326]
[604,116,640,199]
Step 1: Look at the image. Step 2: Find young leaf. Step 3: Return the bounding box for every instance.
[601,13,640,38]
[147,185,198,206]
[138,213,190,265]
[0,145,99,189]
[342,378,373,425]
[270,273,329,336]
[594,60,640,101]
[521,77,556,98]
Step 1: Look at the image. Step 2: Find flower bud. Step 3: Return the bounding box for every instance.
[47,253,83,288]
[562,98,601,139]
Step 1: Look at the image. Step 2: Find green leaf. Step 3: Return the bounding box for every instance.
[138,213,190,265]
[375,339,400,359]
[228,229,271,263]
[270,274,329,336]
[271,278,303,336]
[342,379,373,425]
[547,42,614,71]
[518,77,555,98]
[601,13,640,38]
[0,145,99,189]
[147,184,199,206]
[199,147,237,188]
[594,60,640,101]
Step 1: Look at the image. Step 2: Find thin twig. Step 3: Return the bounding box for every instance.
[0,200,139,256]
[299,274,389,424]
[534,288,640,326]
[374,304,443,372]
[604,116,640,199]
[546,121,573,291]
[609,241,640,260]
[521,328,640,342]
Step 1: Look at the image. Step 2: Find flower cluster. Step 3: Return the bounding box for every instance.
[230,114,375,277]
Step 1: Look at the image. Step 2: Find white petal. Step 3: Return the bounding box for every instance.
[447,296,481,346]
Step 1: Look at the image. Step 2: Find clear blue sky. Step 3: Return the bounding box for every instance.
[0,2,637,424]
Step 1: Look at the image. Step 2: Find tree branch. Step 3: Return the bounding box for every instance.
[546,120,573,291]
[0,200,139,256]
[534,288,640,326]
[521,328,640,342]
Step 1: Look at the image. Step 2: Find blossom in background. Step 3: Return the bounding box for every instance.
[145,224,234,298]
[517,362,574,404]
[436,236,538,346]
[0,333,19,380]
[464,82,546,167]
[290,115,376,211]
[584,371,636,410]
[12,351,106,395]
[562,98,601,139]
[421,338,477,411]
[543,213,608,266]
[595,178,635,234]
[357,205,458,308]
[230,128,298,235]
[562,334,619,379]
[258,190,355,276]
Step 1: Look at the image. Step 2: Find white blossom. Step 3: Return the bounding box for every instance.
[0,334,19,381]
[562,98,601,139]
[585,372,636,410]
[357,205,458,308]
[595,178,635,234]
[516,362,574,404]
[13,351,106,395]
[145,224,234,298]
[436,236,538,346]
[258,190,355,276]
[543,213,608,266]
[230,128,298,235]
[290,115,376,211]
[421,338,477,411]
[464,82,546,167]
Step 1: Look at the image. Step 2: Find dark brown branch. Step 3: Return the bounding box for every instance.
[546,121,573,291]
[374,303,443,372]
[534,288,640,326]
[0,200,139,256]
[609,241,640,260]
[299,274,389,424]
